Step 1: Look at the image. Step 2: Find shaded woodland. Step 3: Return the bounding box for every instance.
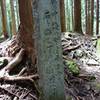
[0,0,99,100]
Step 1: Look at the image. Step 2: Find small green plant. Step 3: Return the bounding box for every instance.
[95,83,100,90]
[66,96,72,100]
[65,60,80,75]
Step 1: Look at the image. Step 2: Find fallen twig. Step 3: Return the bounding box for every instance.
[63,44,81,52]
[92,35,100,41]
[0,74,39,82]
[0,86,19,98]
[18,67,27,76]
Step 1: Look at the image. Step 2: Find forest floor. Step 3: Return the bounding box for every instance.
[0,36,39,100]
[62,32,100,100]
[0,32,100,100]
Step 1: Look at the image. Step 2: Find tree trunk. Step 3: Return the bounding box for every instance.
[86,0,91,35]
[60,0,66,32]
[18,0,36,65]
[74,0,82,33]
[10,0,16,35]
[71,0,74,32]
[90,0,94,35]
[85,0,88,34]
[66,0,70,31]
[96,0,99,35]
[32,0,65,100]
[16,0,20,28]
[0,0,8,39]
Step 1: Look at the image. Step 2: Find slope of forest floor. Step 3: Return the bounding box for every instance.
[62,32,100,100]
[0,36,39,100]
[0,32,100,100]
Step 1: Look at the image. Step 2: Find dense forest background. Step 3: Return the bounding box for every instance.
[65,0,100,35]
[0,0,19,38]
[0,0,99,37]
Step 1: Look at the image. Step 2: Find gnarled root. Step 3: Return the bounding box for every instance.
[0,48,24,77]
[0,48,39,93]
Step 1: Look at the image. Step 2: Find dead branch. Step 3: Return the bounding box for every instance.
[29,93,38,100]
[0,74,40,94]
[63,44,81,52]
[21,90,38,100]
[92,35,100,41]
[0,74,39,82]
[63,55,76,62]
[18,67,27,76]
[0,86,19,98]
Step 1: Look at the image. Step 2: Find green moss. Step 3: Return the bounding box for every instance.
[65,60,80,75]
[66,96,72,100]
[95,83,100,90]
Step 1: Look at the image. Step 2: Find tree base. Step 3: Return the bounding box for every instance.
[0,36,39,100]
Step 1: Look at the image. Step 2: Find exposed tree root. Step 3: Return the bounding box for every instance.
[0,47,40,97]
[0,74,39,82]
[0,48,39,82]
[0,35,39,99]
[0,48,24,77]
[5,48,25,72]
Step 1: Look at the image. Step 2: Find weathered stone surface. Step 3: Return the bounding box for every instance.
[32,0,65,100]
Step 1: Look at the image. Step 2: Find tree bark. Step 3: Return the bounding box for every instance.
[10,0,16,35]
[71,0,74,32]
[96,0,99,35]
[90,0,94,35]
[66,0,70,31]
[15,0,20,28]
[60,0,66,32]
[18,0,36,65]
[0,0,8,39]
[74,0,82,33]
[32,0,65,100]
[85,0,88,34]
[86,0,91,35]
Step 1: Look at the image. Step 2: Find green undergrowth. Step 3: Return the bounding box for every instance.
[65,60,80,75]
[95,83,100,89]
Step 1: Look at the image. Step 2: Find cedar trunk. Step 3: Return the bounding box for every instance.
[74,0,82,33]
[96,0,99,35]
[10,0,16,35]
[86,0,91,35]
[66,0,70,31]
[18,0,36,65]
[90,0,94,35]
[60,0,66,32]
[0,0,8,38]
[85,0,88,34]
